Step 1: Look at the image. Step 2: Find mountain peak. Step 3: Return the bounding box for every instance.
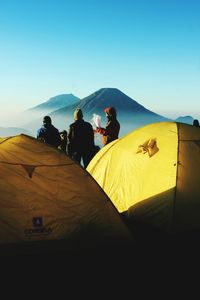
[29,93,80,113]
[80,87,143,111]
[85,88,132,105]
[95,87,125,96]
[98,87,121,92]
[175,115,194,125]
[23,88,171,139]
[45,93,79,104]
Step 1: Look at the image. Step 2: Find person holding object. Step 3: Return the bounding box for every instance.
[95,106,120,146]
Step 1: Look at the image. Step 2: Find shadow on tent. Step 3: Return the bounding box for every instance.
[121,187,200,249]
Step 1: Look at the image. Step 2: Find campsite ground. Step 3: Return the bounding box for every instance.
[1,235,200,297]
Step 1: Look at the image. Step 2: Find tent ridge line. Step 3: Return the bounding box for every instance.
[0,161,74,167]
[171,122,179,231]
[0,136,13,145]
[93,139,119,166]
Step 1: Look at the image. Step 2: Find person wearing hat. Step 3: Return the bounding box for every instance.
[67,108,95,168]
[37,115,61,147]
[96,106,120,146]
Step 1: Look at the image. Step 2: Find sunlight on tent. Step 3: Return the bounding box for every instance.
[0,134,133,252]
[87,122,200,233]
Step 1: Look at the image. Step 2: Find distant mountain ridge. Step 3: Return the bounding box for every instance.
[22,88,196,142]
[21,93,80,135]
[50,88,171,137]
[23,88,173,137]
[51,88,166,116]
[1,89,196,140]
[175,115,194,125]
[28,93,80,113]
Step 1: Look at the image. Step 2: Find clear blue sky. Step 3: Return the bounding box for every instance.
[0,0,200,126]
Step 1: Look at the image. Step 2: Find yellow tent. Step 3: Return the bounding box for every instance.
[87,122,200,234]
[0,134,133,254]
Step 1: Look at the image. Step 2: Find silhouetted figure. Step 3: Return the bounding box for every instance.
[193,119,200,127]
[96,106,120,146]
[37,116,61,147]
[67,108,95,168]
[59,130,68,153]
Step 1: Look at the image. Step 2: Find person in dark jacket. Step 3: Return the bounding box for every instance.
[59,130,68,153]
[67,108,95,168]
[96,106,120,146]
[37,116,61,147]
[193,119,200,127]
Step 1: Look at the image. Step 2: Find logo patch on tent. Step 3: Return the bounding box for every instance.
[24,217,53,237]
[32,217,43,227]
[136,138,159,157]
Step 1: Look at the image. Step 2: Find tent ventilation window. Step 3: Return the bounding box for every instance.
[22,165,36,178]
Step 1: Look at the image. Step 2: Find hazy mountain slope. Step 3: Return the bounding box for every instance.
[51,88,168,118]
[50,88,171,138]
[28,94,80,113]
[22,88,173,139]
[0,127,31,137]
[21,93,80,136]
[18,89,197,142]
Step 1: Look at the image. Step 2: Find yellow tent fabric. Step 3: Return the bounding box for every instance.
[87,122,200,233]
[0,134,133,251]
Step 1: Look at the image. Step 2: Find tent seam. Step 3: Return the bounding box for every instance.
[0,161,74,167]
[172,122,179,231]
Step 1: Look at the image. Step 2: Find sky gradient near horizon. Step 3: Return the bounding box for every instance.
[0,0,200,126]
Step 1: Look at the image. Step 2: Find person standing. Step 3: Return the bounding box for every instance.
[67,108,95,168]
[37,116,61,148]
[96,106,120,146]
